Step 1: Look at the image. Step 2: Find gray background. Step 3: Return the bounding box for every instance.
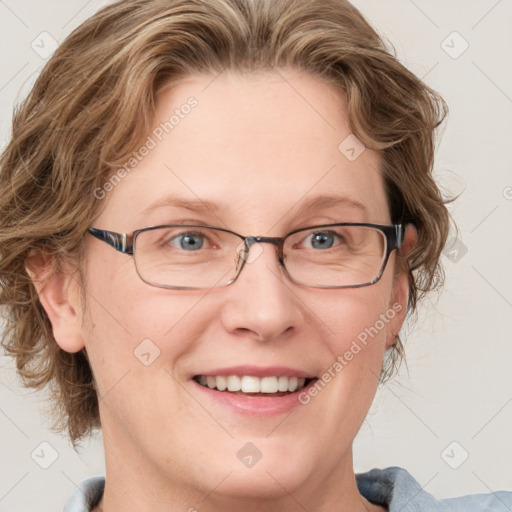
[1,1,511,510]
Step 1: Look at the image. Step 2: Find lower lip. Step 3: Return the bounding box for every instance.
[192,379,317,416]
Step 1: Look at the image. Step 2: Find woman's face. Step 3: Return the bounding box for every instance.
[72,70,410,504]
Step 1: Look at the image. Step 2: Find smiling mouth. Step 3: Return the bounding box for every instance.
[193,375,315,397]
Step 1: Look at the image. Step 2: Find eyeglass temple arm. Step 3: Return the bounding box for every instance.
[395,224,403,249]
[88,228,133,255]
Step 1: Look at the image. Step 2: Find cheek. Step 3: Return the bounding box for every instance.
[80,254,212,401]
[320,273,396,356]
[305,274,397,421]
[84,248,207,339]
[81,282,215,454]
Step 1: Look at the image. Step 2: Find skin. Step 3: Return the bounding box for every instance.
[31,69,416,512]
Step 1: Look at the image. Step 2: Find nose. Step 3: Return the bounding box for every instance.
[220,242,303,342]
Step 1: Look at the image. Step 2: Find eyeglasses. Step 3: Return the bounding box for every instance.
[88,223,403,290]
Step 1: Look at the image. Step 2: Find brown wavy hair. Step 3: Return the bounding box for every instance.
[0,0,449,446]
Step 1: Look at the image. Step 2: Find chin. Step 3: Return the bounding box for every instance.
[211,465,312,501]
[192,437,323,501]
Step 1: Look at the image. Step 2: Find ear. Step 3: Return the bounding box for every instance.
[386,223,417,348]
[25,252,85,353]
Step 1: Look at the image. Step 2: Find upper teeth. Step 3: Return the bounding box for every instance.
[197,375,307,393]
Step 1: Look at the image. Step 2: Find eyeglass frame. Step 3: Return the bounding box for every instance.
[88,222,404,290]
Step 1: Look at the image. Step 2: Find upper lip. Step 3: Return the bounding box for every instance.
[192,365,316,379]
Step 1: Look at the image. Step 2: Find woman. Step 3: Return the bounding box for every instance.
[0,0,510,510]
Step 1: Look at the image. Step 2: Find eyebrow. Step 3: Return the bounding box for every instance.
[294,194,367,216]
[141,194,221,216]
[140,193,366,217]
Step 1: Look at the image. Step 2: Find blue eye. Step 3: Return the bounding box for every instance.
[169,232,205,251]
[306,231,336,249]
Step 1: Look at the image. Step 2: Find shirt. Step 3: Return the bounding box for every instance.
[63,466,512,511]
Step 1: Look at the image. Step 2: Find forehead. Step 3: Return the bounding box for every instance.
[96,69,389,232]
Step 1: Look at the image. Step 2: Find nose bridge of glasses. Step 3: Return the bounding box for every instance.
[236,235,284,267]
[245,235,282,248]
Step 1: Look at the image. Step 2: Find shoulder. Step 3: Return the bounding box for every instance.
[64,470,512,511]
[356,467,512,511]
[63,476,105,512]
